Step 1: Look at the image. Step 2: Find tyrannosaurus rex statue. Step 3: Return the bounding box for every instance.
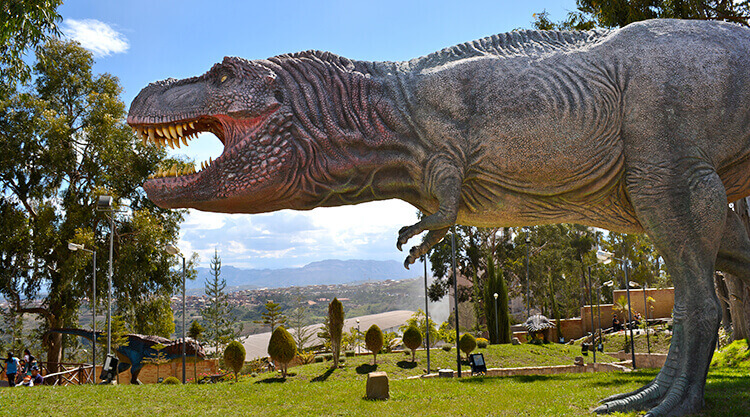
[48,328,205,384]
[127,19,750,416]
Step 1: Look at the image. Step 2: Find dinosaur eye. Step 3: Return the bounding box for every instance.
[220,75,228,83]
[274,90,284,103]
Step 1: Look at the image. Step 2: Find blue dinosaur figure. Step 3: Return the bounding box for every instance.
[47,328,206,384]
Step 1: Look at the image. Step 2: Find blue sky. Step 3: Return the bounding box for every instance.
[58,0,578,268]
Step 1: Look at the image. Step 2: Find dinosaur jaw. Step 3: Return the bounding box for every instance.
[127,106,296,212]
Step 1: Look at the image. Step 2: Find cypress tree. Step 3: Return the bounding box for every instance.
[328,298,344,368]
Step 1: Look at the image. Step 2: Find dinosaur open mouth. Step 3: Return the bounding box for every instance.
[128,116,227,179]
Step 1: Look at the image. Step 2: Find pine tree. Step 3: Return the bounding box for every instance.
[256,300,286,332]
[288,297,314,351]
[484,256,511,344]
[201,249,240,357]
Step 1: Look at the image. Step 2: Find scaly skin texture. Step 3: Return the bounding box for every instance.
[129,19,750,415]
[48,328,205,384]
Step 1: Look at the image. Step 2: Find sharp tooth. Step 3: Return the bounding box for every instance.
[201,161,206,170]
[169,166,177,177]
[174,137,181,149]
[167,137,175,149]
[148,127,156,145]
[182,136,188,146]
[176,124,183,136]
[189,121,195,129]
[169,125,178,139]
[209,157,213,165]
[156,126,164,137]
[163,126,172,139]
[142,134,148,147]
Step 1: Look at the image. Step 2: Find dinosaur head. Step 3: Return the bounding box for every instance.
[127,57,300,213]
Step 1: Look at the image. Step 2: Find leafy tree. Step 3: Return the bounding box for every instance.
[188,320,204,341]
[256,300,286,332]
[0,39,185,373]
[402,326,422,362]
[399,309,438,348]
[130,296,175,338]
[267,326,296,377]
[145,343,169,382]
[223,340,246,382]
[327,298,344,368]
[287,297,314,352]
[0,0,62,86]
[365,325,384,365]
[438,321,456,344]
[484,255,511,344]
[201,249,241,357]
[316,318,332,352]
[459,333,477,359]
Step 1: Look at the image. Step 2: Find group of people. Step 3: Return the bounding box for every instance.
[611,312,644,332]
[2,350,43,387]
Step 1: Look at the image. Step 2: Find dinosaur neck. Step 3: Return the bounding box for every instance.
[266,53,428,209]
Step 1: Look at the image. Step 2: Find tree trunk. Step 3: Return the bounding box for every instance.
[725,274,750,341]
[714,273,732,334]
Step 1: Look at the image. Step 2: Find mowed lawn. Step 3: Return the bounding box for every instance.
[2,344,747,416]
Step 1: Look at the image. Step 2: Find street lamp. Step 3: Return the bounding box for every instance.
[355,319,361,354]
[422,255,431,374]
[493,293,499,344]
[165,244,186,384]
[96,196,115,361]
[629,280,651,354]
[525,230,531,318]
[450,225,461,377]
[68,242,96,383]
[597,250,637,368]
[583,264,599,363]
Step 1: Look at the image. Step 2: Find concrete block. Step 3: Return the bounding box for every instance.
[366,371,389,400]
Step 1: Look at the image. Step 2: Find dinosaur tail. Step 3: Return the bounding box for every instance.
[44,328,103,344]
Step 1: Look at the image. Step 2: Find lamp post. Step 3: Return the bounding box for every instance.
[422,255,430,374]
[597,250,637,368]
[587,265,597,363]
[630,280,651,354]
[165,244,186,383]
[493,293,499,344]
[68,242,96,383]
[96,196,115,358]
[450,225,461,377]
[356,319,360,354]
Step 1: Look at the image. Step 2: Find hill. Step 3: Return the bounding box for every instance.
[190,259,420,290]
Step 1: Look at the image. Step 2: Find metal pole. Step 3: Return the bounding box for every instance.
[423,255,430,374]
[182,256,186,384]
[92,251,96,383]
[643,280,650,354]
[450,226,461,377]
[494,295,499,344]
[107,214,114,356]
[625,263,636,369]
[588,266,596,363]
[525,230,530,318]
[597,284,602,351]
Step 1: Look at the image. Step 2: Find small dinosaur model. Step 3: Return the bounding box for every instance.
[128,19,750,416]
[48,328,205,384]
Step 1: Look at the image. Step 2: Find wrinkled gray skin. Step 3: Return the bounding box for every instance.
[129,19,750,416]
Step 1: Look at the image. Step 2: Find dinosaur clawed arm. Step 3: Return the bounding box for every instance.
[398,171,462,269]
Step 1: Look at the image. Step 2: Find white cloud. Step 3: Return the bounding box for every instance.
[62,19,129,57]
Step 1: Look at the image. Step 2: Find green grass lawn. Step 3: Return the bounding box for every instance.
[2,344,747,416]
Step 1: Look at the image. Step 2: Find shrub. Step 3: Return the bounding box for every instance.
[314,355,325,363]
[328,298,345,368]
[324,353,333,361]
[365,324,384,365]
[402,325,422,362]
[268,326,297,377]
[476,338,489,348]
[162,376,180,385]
[223,340,246,382]
[345,350,355,357]
[442,345,452,352]
[297,351,316,365]
[459,333,477,359]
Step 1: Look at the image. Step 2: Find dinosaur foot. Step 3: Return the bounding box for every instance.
[593,375,702,417]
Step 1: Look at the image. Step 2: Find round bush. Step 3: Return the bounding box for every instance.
[476,337,489,349]
[459,333,477,358]
[365,324,384,362]
[441,345,452,352]
[324,353,333,361]
[268,326,297,377]
[345,350,355,357]
[402,326,422,361]
[224,340,246,381]
[162,376,180,385]
[314,355,325,363]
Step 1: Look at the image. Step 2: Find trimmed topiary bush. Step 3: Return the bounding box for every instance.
[224,340,246,382]
[345,350,355,357]
[328,298,345,368]
[324,353,333,361]
[459,333,477,359]
[162,376,180,384]
[314,355,325,363]
[402,325,422,362]
[476,337,489,349]
[442,345,452,352]
[268,326,297,377]
[365,324,384,364]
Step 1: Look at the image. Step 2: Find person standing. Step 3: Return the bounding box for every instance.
[4,352,20,387]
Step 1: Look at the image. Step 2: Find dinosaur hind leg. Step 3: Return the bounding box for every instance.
[595,162,725,417]
[716,207,750,282]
